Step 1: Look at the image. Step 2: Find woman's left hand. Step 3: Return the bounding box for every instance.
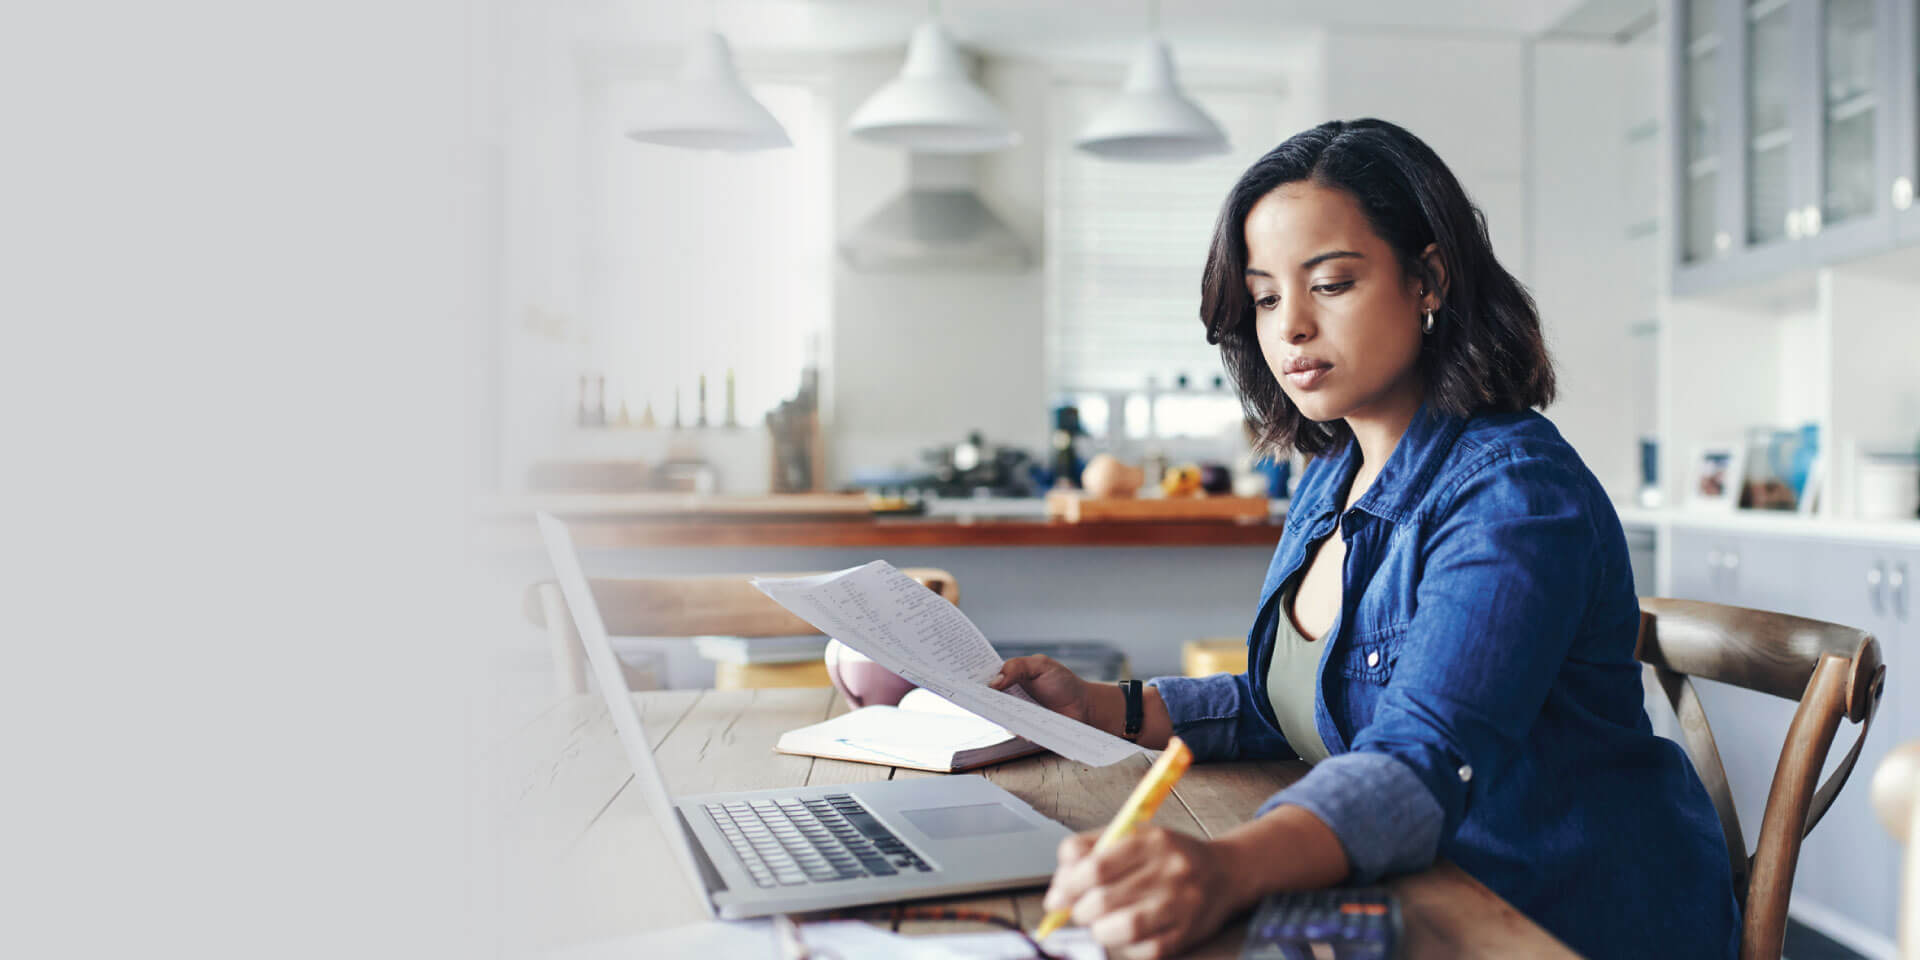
[1042,825,1251,959]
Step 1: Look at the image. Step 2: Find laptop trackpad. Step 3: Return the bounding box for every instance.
[899,802,1037,839]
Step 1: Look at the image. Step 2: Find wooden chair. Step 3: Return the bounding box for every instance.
[1636,598,1886,960]
[524,569,960,696]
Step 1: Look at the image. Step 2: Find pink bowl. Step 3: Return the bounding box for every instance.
[824,639,916,708]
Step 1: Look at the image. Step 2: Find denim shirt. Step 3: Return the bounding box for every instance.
[1150,404,1740,960]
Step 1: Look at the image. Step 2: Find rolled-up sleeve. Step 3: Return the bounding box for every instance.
[1147,671,1292,763]
[1261,452,1603,882]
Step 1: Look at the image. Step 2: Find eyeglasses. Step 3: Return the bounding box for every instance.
[774,906,1066,960]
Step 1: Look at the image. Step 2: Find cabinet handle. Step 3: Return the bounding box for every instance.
[1868,563,1885,616]
[1804,205,1822,236]
[1707,549,1721,569]
[1893,561,1909,621]
[1895,176,1915,211]
[1785,209,1803,239]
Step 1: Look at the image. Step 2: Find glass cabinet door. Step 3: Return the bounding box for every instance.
[1818,0,1880,228]
[1746,0,1798,246]
[1820,0,1881,224]
[1894,0,1920,240]
[1802,0,1901,258]
[1680,0,1731,265]
[1672,0,1916,289]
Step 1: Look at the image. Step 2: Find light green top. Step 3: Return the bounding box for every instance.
[1267,577,1333,765]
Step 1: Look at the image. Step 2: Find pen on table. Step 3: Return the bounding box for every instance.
[1032,736,1194,941]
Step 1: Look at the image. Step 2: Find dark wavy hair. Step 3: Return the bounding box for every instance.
[1201,118,1554,457]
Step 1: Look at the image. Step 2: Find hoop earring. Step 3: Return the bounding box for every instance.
[1422,310,1435,335]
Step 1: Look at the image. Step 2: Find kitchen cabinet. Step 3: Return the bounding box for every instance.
[1672,0,1734,286]
[1669,0,1911,294]
[1664,527,1916,943]
[1667,529,1807,865]
[1786,538,1912,942]
[1894,0,1920,241]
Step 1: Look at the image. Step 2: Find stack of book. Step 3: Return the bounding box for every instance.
[693,634,831,690]
[995,641,1130,682]
[692,634,829,665]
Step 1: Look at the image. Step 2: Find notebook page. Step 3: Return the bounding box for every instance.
[898,689,1016,737]
[753,561,1140,767]
[782,705,1017,761]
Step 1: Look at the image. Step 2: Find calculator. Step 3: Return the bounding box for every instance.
[1239,887,1401,960]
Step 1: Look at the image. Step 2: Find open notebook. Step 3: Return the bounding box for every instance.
[777,688,1044,773]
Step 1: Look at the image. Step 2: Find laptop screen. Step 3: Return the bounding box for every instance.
[535,512,715,915]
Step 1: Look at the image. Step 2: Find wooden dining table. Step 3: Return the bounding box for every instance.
[488,687,1581,959]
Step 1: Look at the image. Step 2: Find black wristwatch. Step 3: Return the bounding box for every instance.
[1119,679,1143,740]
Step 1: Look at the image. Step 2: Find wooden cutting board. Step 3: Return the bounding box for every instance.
[1045,490,1270,522]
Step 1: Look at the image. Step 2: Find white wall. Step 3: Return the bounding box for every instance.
[1320,32,1530,281]
[495,5,589,491]
[1320,30,1656,500]
[824,53,1050,485]
[1529,39,1649,498]
[495,36,835,495]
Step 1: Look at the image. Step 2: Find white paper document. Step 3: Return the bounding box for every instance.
[752,561,1141,767]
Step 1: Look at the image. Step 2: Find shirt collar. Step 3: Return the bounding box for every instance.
[1295,400,1469,526]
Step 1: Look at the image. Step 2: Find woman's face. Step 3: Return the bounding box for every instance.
[1243,181,1436,427]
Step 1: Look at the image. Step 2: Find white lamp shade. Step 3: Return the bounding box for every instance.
[1075,39,1229,162]
[848,22,1019,154]
[626,32,792,152]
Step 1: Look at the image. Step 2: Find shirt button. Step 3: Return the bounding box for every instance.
[1458,765,1473,783]
[1366,651,1380,667]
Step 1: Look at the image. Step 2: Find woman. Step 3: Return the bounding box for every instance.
[990,119,1738,960]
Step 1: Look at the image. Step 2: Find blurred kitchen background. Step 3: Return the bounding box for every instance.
[469,2,1920,953]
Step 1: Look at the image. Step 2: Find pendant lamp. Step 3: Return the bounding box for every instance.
[848,21,1018,153]
[626,31,791,151]
[1075,7,1228,162]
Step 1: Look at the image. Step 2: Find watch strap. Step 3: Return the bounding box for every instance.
[1120,679,1143,740]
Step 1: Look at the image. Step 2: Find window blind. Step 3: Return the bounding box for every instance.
[1045,80,1291,396]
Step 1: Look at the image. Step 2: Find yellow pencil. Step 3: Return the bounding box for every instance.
[1033,736,1194,941]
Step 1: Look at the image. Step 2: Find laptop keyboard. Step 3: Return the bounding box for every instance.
[703,793,935,887]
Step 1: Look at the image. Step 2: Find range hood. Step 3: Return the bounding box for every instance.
[839,153,1031,273]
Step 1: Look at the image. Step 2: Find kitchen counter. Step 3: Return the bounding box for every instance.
[1614,504,1920,546]
[472,493,1289,549]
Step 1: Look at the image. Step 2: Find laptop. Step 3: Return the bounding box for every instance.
[535,513,1073,919]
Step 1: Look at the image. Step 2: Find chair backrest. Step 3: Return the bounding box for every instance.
[525,569,960,695]
[1635,598,1885,960]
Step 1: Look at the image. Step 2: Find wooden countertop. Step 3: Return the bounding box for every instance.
[489,687,1580,959]
[474,494,1289,549]
[478,513,1286,549]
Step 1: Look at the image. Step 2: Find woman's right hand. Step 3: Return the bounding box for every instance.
[990,655,1097,726]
